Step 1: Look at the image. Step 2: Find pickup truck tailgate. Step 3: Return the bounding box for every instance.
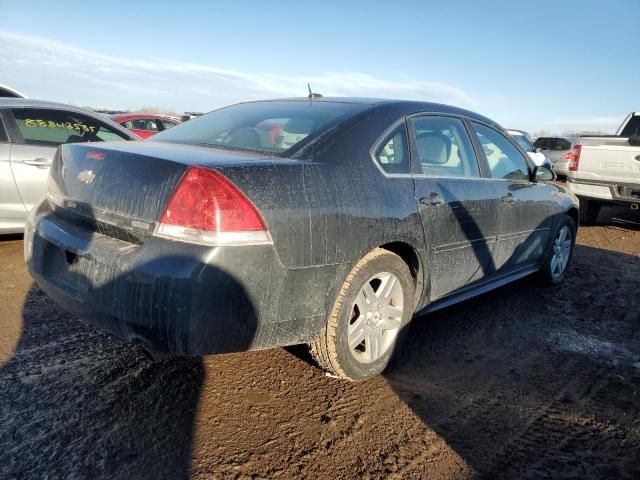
[578,137,640,183]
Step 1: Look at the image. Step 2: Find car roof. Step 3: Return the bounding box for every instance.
[232,97,501,128]
[0,84,26,98]
[0,98,95,111]
[110,113,181,122]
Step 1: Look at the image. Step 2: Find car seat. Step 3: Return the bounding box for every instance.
[415,132,452,168]
[276,118,314,150]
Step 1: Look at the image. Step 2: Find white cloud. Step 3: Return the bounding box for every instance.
[0,31,475,112]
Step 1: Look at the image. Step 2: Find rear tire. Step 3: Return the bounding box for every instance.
[539,215,576,285]
[309,248,415,381]
[579,198,601,225]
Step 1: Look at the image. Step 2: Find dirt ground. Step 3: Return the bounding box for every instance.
[1,205,639,480]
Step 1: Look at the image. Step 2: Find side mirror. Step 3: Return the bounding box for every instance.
[628,136,640,146]
[533,165,555,182]
[535,147,542,153]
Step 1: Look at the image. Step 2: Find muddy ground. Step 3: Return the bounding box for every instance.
[1,206,639,479]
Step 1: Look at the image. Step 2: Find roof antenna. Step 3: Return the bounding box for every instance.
[307,83,323,100]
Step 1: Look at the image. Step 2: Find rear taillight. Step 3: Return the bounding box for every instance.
[568,145,582,171]
[154,166,271,246]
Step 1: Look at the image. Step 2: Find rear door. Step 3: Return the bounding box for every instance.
[7,108,132,211]
[409,114,501,300]
[469,122,554,272]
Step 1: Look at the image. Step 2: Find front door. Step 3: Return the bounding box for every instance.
[469,122,553,272]
[408,115,501,300]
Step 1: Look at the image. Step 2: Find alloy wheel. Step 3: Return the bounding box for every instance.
[550,225,572,278]
[347,272,404,363]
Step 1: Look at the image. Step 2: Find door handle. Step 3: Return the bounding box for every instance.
[24,158,52,169]
[420,192,445,206]
[634,155,640,162]
[501,193,517,203]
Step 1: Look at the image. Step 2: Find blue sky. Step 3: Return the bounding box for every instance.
[0,0,638,133]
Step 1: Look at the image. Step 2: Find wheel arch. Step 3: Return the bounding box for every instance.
[566,206,579,229]
[379,241,425,309]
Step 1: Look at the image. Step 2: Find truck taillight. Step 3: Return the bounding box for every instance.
[568,145,582,172]
[154,166,271,246]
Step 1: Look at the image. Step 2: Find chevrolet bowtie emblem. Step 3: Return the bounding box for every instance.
[78,170,96,184]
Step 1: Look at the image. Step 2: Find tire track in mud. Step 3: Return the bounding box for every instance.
[476,245,639,479]
[477,357,607,479]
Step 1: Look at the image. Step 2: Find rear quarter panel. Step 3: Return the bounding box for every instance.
[219,160,423,269]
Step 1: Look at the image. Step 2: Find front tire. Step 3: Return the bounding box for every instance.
[539,216,576,285]
[309,248,415,381]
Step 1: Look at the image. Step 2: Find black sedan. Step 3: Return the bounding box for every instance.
[24,98,579,380]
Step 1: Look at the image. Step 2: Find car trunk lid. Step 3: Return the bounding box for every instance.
[46,142,283,242]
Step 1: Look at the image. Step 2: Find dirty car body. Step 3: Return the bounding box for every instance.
[25,98,579,359]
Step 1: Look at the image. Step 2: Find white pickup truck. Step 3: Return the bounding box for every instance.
[566,112,640,224]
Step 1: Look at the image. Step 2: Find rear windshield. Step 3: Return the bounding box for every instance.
[536,137,571,151]
[149,101,367,155]
[550,138,572,150]
[620,116,640,137]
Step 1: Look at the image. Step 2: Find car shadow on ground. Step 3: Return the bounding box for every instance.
[596,204,640,231]
[0,283,205,479]
[383,240,640,478]
[0,233,23,242]
[1,205,259,479]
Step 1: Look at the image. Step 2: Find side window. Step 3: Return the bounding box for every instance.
[374,127,410,174]
[620,116,640,137]
[512,134,534,153]
[65,113,131,142]
[409,116,479,177]
[11,108,85,145]
[0,116,8,142]
[471,122,530,181]
[11,108,130,146]
[94,124,128,141]
[160,119,178,130]
[131,118,158,131]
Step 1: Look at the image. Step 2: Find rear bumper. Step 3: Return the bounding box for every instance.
[25,201,340,356]
[566,177,640,204]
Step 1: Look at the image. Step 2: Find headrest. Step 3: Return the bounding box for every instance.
[282,118,314,134]
[416,132,451,164]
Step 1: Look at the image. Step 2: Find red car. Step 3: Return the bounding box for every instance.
[110,114,181,139]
